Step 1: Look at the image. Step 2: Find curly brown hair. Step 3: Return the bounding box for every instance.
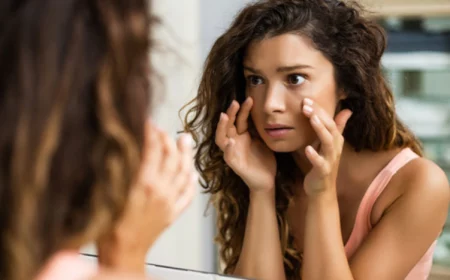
[181,0,422,279]
[0,1,153,279]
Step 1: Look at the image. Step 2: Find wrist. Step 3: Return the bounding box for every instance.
[97,236,149,275]
[249,188,276,206]
[98,252,147,275]
[307,188,337,207]
[249,186,275,198]
[244,176,276,193]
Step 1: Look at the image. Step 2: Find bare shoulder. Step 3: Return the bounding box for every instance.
[372,155,450,225]
[392,156,450,222]
[399,157,449,197]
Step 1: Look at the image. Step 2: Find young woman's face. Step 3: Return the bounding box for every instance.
[243,33,340,153]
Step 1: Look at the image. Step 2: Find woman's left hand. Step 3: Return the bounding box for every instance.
[301,98,353,197]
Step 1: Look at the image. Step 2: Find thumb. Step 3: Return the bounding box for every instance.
[334,109,353,134]
[223,138,236,165]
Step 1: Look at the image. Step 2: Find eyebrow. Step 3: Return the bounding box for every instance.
[243,64,313,74]
[277,64,313,72]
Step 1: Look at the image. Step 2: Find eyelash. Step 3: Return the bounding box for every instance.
[287,74,307,85]
[246,74,307,87]
[246,75,264,86]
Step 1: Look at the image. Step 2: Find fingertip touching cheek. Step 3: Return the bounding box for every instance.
[242,33,343,153]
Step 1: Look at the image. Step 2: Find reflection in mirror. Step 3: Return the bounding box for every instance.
[180,1,450,280]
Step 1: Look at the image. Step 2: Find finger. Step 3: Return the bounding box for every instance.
[141,120,162,179]
[226,101,239,137]
[310,114,334,157]
[215,113,230,150]
[174,172,197,215]
[236,97,253,134]
[334,109,353,134]
[302,98,339,136]
[177,133,194,165]
[310,139,321,152]
[223,138,236,166]
[129,180,148,208]
[305,145,328,174]
[174,133,194,192]
[161,131,179,177]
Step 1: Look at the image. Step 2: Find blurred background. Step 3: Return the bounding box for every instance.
[365,2,450,280]
[81,0,450,279]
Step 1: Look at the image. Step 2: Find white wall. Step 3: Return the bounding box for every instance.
[146,0,214,272]
[148,0,253,272]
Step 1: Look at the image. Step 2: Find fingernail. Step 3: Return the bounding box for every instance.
[181,133,194,147]
[303,98,313,106]
[303,105,313,114]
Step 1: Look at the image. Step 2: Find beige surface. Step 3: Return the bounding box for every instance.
[357,0,450,18]
[429,265,450,280]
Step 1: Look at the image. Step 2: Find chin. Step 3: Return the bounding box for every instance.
[264,140,305,153]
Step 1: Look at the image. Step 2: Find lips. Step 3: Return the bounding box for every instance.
[264,124,293,138]
[265,124,293,130]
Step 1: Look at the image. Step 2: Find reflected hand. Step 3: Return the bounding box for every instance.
[215,97,276,192]
[301,98,352,197]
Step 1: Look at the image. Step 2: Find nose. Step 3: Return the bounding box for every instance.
[263,83,286,114]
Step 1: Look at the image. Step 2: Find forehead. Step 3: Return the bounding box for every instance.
[243,33,331,70]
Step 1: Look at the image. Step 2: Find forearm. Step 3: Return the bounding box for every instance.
[302,191,353,280]
[234,189,286,280]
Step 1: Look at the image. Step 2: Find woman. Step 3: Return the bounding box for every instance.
[0,0,196,279]
[182,0,450,279]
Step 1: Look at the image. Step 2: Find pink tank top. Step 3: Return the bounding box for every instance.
[36,251,97,280]
[344,148,436,280]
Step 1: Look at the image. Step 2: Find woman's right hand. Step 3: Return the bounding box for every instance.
[215,97,277,192]
[97,121,197,274]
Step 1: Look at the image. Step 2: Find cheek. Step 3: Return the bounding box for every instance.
[308,85,338,117]
[312,98,337,119]
[249,109,265,138]
[321,97,338,118]
[248,92,264,119]
[249,107,261,126]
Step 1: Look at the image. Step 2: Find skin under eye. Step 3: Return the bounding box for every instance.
[287,74,306,85]
[247,75,264,86]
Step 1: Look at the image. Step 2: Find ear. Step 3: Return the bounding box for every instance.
[338,88,348,101]
[335,109,353,134]
[334,89,348,117]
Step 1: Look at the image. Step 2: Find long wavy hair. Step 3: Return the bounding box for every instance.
[181,0,422,279]
[0,1,152,279]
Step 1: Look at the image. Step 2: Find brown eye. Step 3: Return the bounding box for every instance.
[248,75,264,86]
[288,74,305,85]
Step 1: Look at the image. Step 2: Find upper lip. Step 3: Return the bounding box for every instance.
[265,123,293,129]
